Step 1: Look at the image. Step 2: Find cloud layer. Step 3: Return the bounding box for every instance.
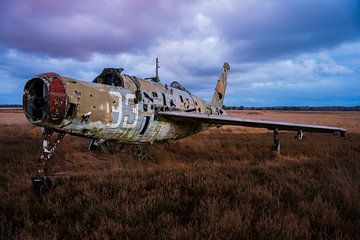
[0,0,359,106]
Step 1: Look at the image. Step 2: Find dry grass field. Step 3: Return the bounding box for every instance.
[0,109,359,239]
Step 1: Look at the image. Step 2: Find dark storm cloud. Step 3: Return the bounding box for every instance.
[0,0,187,59]
[0,0,359,62]
[0,0,359,106]
[210,0,360,61]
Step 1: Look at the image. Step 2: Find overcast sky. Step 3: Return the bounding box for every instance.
[0,0,359,106]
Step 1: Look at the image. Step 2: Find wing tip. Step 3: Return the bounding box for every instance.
[335,129,346,137]
[340,130,346,137]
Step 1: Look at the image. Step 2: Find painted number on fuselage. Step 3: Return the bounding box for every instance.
[109,91,122,128]
[122,93,139,129]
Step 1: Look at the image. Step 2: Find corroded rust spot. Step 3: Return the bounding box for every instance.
[48,77,67,123]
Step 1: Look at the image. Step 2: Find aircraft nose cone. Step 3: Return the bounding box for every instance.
[23,73,68,124]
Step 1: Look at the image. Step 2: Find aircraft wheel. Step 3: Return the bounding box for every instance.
[89,139,106,152]
[131,145,148,161]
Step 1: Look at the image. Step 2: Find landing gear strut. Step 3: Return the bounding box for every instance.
[295,130,303,140]
[271,129,280,158]
[32,128,65,196]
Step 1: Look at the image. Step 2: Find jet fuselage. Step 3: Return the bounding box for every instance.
[23,72,210,144]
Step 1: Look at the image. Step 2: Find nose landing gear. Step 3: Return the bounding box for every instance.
[32,128,65,196]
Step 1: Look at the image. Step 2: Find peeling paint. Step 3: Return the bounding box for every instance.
[23,68,209,144]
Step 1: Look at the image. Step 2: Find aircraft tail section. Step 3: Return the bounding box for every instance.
[210,62,230,112]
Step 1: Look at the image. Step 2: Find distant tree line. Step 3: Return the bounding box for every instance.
[223,105,360,111]
[0,104,22,108]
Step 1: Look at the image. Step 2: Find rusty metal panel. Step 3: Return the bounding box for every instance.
[48,77,67,123]
[63,78,113,123]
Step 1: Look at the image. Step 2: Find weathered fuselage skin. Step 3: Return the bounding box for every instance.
[23,72,211,144]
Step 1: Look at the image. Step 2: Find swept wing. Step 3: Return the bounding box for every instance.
[158,111,346,136]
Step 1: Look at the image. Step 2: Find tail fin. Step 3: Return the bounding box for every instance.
[210,62,230,112]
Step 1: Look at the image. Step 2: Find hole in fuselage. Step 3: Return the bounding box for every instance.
[66,103,77,118]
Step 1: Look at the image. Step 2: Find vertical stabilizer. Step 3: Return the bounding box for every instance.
[210,62,230,112]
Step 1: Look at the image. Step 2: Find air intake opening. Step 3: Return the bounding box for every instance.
[23,78,49,121]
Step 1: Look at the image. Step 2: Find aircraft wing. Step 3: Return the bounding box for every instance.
[158,111,346,136]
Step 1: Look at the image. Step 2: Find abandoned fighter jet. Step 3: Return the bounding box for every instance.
[23,59,346,195]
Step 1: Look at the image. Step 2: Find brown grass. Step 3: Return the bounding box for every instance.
[0,109,360,239]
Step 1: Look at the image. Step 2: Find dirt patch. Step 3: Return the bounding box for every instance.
[0,108,28,125]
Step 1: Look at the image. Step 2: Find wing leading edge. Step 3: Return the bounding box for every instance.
[158,111,346,136]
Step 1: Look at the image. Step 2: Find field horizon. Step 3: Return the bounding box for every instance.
[1,109,359,239]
